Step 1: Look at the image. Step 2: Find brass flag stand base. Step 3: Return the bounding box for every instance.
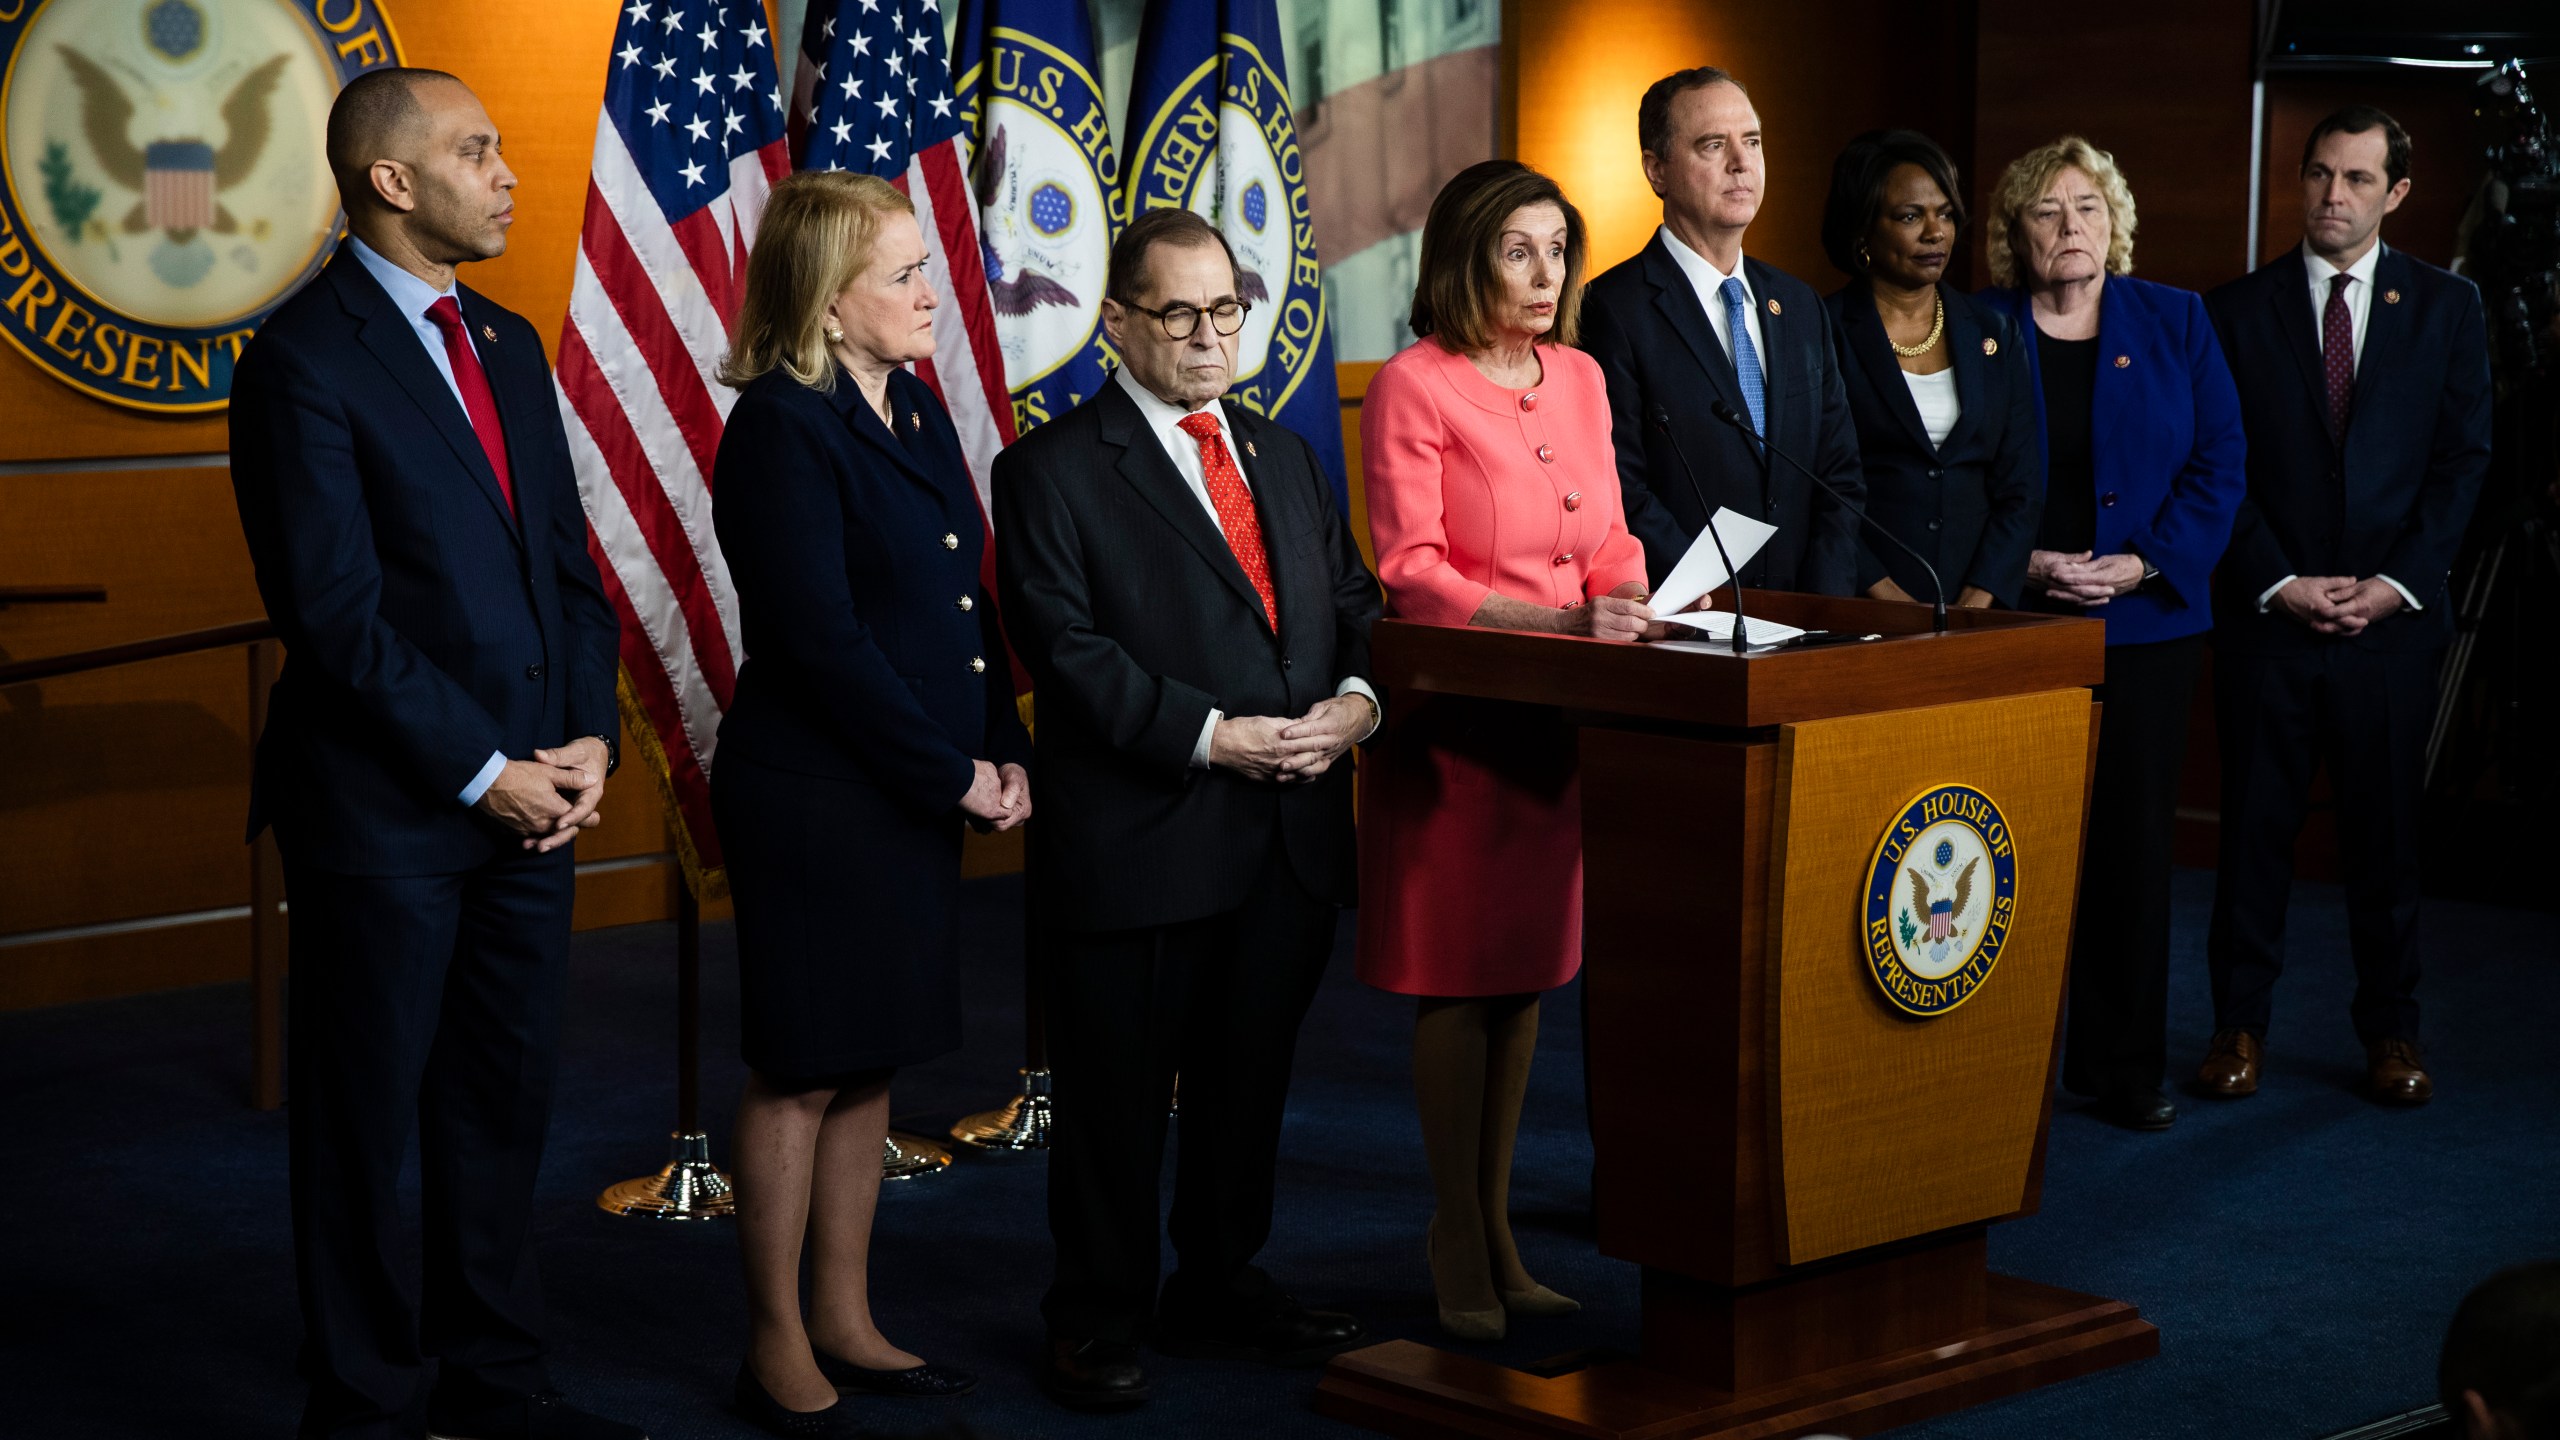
[600,889,737,1220]
[598,1130,736,1219]
[884,1133,953,1180]
[951,1066,1054,1151]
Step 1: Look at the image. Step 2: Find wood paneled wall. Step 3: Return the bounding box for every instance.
[1504,0,1977,281]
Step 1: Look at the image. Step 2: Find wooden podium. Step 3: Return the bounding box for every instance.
[1316,593,2156,1440]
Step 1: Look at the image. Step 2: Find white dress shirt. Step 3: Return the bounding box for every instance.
[1657,225,1765,371]
[1112,366,1380,766]
[346,236,512,807]
[2256,240,2418,616]
[1902,368,1960,449]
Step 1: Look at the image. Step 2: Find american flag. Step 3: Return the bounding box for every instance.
[790,0,1017,549]
[555,0,790,893]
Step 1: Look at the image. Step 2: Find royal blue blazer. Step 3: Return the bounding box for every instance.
[1978,276,2248,646]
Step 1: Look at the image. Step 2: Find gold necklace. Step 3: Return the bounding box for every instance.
[1888,291,1945,358]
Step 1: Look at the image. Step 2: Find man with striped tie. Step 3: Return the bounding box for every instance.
[228,69,636,1440]
[994,207,1382,1409]
[1579,65,1867,595]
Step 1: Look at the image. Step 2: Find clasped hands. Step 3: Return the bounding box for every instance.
[2028,549,2148,607]
[473,736,610,853]
[960,760,1033,830]
[1211,694,1375,783]
[2270,575,2404,635]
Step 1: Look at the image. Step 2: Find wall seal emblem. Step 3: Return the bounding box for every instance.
[0,0,401,412]
[1861,782,2019,1017]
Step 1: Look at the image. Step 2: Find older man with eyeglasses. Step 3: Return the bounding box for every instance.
[993,205,1384,1410]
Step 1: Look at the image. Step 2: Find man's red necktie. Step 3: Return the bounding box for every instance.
[1177,411,1276,631]
[424,295,514,515]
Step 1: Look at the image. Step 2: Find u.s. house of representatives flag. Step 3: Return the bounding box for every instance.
[952,0,1122,436]
[556,0,790,896]
[1124,0,1347,508]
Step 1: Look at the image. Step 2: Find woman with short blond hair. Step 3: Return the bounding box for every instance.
[711,169,1030,1433]
[1358,160,1657,1342]
[1978,137,2245,1132]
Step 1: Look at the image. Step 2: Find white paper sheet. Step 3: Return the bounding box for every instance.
[1654,612,1809,647]
[1648,507,1780,616]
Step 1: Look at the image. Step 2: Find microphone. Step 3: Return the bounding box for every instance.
[1709,400,1948,634]
[1649,405,1751,653]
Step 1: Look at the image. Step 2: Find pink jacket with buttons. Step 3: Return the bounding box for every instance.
[1360,338,1647,624]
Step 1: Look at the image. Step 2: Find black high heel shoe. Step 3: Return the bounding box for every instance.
[734,1360,869,1437]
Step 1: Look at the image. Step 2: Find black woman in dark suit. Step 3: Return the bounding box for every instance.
[1819,130,2042,609]
[709,170,1031,1436]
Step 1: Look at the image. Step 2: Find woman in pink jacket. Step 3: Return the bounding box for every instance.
[1357,160,1662,1341]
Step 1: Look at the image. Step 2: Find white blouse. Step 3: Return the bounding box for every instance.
[1902,367,1960,449]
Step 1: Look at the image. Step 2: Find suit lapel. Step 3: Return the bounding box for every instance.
[2265,249,2329,439]
[1099,384,1271,629]
[1843,284,1934,453]
[1644,238,1744,418]
[1940,291,1988,454]
[337,260,521,545]
[1744,256,1787,436]
[2088,278,2134,488]
[832,372,940,492]
[1224,403,1304,637]
[2348,245,2408,430]
[459,287,540,558]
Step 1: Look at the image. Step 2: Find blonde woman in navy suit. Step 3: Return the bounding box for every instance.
[710,170,1031,1436]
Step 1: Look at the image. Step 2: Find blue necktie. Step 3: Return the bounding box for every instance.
[1719,275,1766,437]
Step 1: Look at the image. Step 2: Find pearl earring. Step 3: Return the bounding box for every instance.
[824,323,845,343]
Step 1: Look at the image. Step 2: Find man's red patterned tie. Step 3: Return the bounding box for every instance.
[1177,411,1276,630]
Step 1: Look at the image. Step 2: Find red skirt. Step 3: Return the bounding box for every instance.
[1355,698,1583,997]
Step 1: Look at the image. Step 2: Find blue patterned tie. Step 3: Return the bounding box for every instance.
[1719,275,1766,437]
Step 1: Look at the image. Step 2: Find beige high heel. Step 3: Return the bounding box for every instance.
[1498,1282,1582,1317]
[1427,1217,1507,1342]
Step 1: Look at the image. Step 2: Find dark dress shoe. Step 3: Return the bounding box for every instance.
[426,1389,649,1440]
[2089,1088,2177,1131]
[1152,1298,1367,1367]
[2197,1029,2263,1097]
[814,1349,976,1397]
[1042,1337,1149,1409]
[2367,1039,2434,1105]
[732,1362,869,1438]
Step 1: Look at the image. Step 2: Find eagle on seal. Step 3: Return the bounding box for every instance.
[1907,854,1980,950]
[58,47,289,245]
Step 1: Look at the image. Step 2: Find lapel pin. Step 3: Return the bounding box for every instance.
[905,411,919,433]
[1765,297,1782,316]
[481,324,497,342]
[2383,288,2402,304]
[1982,337,1999,356]
[1244,439,1258,458]
[2114,354,2131,368]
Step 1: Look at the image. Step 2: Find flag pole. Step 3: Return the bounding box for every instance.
[950,924,1053,1151]
[598,884,738,1218]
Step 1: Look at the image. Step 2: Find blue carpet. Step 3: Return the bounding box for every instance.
[5,868,2553,1440]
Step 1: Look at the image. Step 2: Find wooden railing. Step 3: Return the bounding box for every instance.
[0,616,288,1109]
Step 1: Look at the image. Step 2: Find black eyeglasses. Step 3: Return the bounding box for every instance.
[1125,299,1250,340]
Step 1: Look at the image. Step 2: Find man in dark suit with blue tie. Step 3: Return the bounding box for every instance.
[1580,66,1867,594]
[228,69,639,1440]
[2201,106,2492,1108]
